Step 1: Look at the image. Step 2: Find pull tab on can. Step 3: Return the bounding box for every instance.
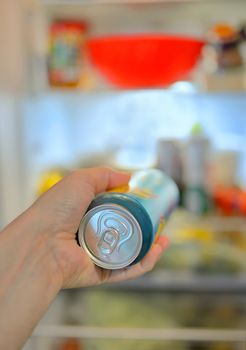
[97,229,120,255]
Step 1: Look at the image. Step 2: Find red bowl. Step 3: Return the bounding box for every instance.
[86,35,205,88]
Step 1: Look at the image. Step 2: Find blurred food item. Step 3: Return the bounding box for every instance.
[83,290,186,350]
[85,340,187,350]
[159,209,246,274]
[83,291,178,328]
[160,236,245,275]
[156,139,183,205]
[236,190,246,216]
[200,302,244,330]
[207,23,243,69]
[58,339,83,350]
[212,186,246,217]
[81,290,246,350]
[48,20,87,88]
[158,243,204,271]
[174,227,213,243]
[183,124,211,215]
[86,34,204,88]
[190,344,234,350]
[37,168,67,195]
[196,23,245,91]
[210,24,239,41]
[216,230,246,251]
[195,243,245,274]
[213,186,240,216]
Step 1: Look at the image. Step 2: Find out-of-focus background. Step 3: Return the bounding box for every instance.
[1,0,246,349]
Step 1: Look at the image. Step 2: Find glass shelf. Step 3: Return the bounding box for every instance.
[33,324,246,342]
[97,272,246,294]
[40,0,246,5]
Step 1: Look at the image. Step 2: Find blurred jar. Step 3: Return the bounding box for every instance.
[47,20,88,88]
[211,150,240,188]
[156,138,183,204]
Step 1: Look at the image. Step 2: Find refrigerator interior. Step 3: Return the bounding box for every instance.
[1,1,246,349]
[20,90,246,210]
[18,90,246,350]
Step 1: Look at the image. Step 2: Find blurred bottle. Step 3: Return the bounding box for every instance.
[156,138,183,205]
[48,20,88,88]
[182,124,211,215]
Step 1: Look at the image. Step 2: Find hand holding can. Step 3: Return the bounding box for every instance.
[78,169,179,269]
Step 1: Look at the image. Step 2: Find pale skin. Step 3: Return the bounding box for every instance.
[0,167,169,350]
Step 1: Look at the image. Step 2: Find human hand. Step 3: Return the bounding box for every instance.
[0,167,169,349]
[31,167,169,289]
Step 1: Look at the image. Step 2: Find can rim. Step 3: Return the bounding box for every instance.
[78,203,143,270]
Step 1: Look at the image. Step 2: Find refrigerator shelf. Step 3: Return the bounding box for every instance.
[39,0,246,5]
[32,325,246,343]
[96,272,246,294]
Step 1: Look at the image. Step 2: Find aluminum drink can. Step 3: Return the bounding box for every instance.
[78,169,179,269]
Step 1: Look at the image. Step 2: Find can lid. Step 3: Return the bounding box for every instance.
[78,204,143,270]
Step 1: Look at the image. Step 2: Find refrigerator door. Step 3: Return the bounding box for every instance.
[0,94,23,228]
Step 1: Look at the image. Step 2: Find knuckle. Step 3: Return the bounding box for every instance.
[69,169,87,181]
[98,165,113,174]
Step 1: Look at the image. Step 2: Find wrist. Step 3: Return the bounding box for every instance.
[0,208,63,349]
[1,205,63,298]
[21,205,63,290]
